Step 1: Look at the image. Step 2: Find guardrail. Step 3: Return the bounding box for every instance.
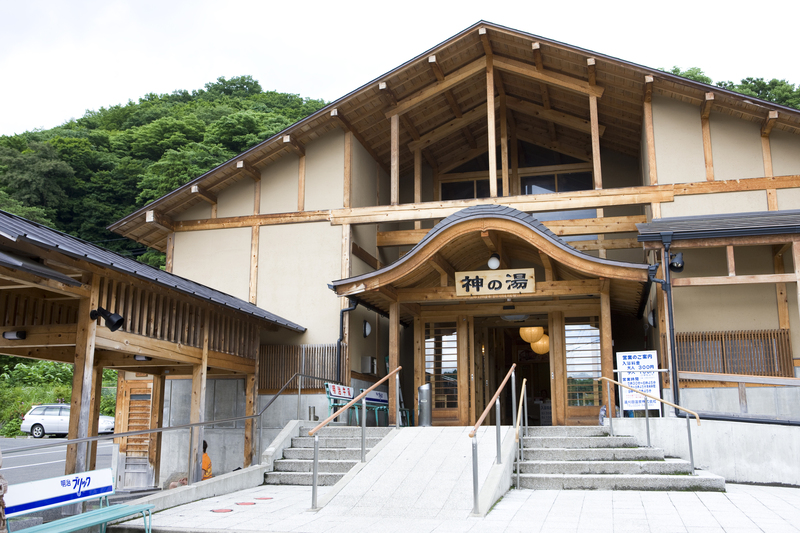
[2,371,333,485]
[469,363,516,515]
[514,378,527,489]
[595,376,700,474]
[307,366,403,510]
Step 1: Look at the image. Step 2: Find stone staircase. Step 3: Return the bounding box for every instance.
[264,425,393,486]
[516,426,726,491]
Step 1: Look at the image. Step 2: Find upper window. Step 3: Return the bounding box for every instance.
[521,172,593,195]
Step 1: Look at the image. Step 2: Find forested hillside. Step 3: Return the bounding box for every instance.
[0,75,326,268]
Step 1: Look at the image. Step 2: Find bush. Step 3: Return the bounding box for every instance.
[1,416,22,437]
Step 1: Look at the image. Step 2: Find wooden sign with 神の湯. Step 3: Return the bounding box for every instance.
[455,268,536,297]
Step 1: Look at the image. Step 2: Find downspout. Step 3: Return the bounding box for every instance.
[337,297,359,383]
[647,232,681,414]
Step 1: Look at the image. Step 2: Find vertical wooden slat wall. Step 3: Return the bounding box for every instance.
[672,329,793,380]
[258,344,341,392]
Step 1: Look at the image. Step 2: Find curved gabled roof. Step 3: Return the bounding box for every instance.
[332,204,648,293]
[330,205,649,320]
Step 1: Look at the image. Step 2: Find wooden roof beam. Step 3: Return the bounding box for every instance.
[428,56,464,119]
[644,75,654,103]
[532,42,543,70]
[283,135,305,157]
[236,160,261,182]
[480,230,508,269]
[330,108,389,174]
[493,56,604,98]
[701,92,715,119]
[762,110,779,137]
[587,58,597,86]
[506,96,605,136]
[408,102,489,151]
[429,252,456,286]
[191,185,217,205]
[146,210,174,232]
[384,56,487,118]
[479,27,493,58]
[514,129,592,162]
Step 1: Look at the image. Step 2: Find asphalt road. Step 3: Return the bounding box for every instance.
[0,437,114,485]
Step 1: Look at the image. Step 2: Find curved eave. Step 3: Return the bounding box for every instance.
[331,205,649,297]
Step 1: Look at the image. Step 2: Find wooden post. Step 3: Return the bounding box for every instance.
[391,114,399,205]
[341,225,352,386]
[388,301,399,426]
[165,233,175,274]
[297,155,306,212]
[65,274,100,475]
[774,246,790,330]
[88,363,103,470]
[244,365,257,467]
[549,311,566,426]
[643,75,660,219]
[414,149,422,230]
[600,280,615,414]
[344,131,353,208]
[486,60,498,198]
[589,95,606,258]
[468,316,476,426]
[190,312,209,483]
[500,96,509,196]
[149,374,166,486]
[763,110,778,209]
[701,93,715,182]
[457,316,469,425]
[792,243,800,333]
[249,226,259,304]
[413,316,424,425]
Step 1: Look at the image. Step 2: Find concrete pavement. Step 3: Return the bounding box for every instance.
[110,483,800,532]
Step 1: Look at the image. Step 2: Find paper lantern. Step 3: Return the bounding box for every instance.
[531,334,550,355]
[519,327,544,343]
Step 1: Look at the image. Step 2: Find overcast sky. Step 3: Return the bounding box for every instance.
[1,0,797,137]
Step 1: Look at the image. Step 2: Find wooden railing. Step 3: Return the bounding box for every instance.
[98,276,260,359]
[662,329,793,381]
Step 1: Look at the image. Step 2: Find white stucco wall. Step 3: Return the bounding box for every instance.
[708,112,764,181]
[260,154,299,214]
[305,129,344,211]
[651,95,706,185]
[172,227,252,301]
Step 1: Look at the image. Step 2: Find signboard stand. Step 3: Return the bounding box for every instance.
[614,350,661,417]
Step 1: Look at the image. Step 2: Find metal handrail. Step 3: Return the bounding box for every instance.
[308,366,403,509]
[514,378,527,489]
[469,363,515,516]
[2,371,334,484]
[595,376,700,473]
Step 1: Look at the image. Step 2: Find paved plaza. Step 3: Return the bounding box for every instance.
[113,483,800,533]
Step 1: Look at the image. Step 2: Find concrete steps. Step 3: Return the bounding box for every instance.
[265,425,392,486]
[516,426,725,492]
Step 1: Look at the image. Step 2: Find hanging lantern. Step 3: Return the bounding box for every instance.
[531,334,550,355]
[519,326,544,343]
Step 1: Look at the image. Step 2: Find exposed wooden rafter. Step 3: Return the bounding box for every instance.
[236,160,261,182]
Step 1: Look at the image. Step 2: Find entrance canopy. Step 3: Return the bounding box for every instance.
[331,205,650,322]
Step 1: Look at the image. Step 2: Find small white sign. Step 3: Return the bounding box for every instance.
[615,350,659,411]
[4,468,114,517]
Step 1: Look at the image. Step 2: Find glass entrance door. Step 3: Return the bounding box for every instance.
[425,321,460,424]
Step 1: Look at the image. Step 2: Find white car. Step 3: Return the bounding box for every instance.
[20,404,115,438]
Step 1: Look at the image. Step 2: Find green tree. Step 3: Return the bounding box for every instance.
[716,78,800,109]
[0,142,73,217]
[203,75,263,99]
[136,142,233,205]
[664,66,713,85]
[204,110,292,153]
